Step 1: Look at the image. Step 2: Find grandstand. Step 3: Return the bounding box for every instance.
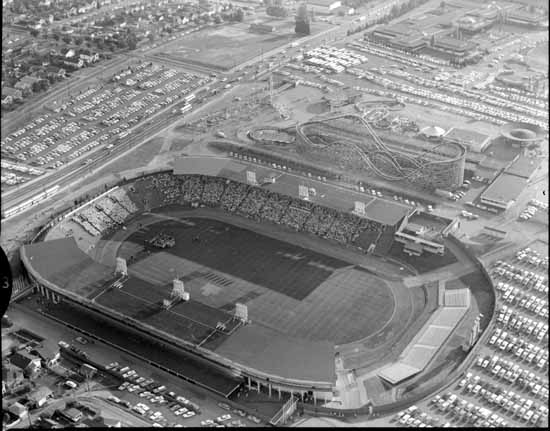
[59,164,407,253]
[378,286,470,385]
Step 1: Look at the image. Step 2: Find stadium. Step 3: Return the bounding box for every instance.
[19,156,493,413]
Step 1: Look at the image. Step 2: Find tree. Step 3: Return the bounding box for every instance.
[127,33,137,50]
[295,4,310,35]
[30,28,39,37]
[234,8,244,22]
[62,35,71,44]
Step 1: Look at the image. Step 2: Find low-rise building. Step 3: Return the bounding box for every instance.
[1,87,23,104]
[2,364,25,392]
[9,350,42,375]
[7,402,28,420]
[60,407,84,423]
[479,172,528,210]
[430,35,476,60]
[249,23,275,34]
[394,210,459,256]
[27,386,54,408]
[308,0,341,15]
[443,127,491,153]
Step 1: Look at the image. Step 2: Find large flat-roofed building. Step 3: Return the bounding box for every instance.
[368,24,426,52]
[479,172,528,210]
[394,210,459,256]
[430,35,476,59]
[506,8,545,27]
[308,0,341,14]
[504,155,540,182]
[443,127,492,153]
[456,10,497,34]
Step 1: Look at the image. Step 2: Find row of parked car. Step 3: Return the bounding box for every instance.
[495,305,548,343]
[519,205,541,222]
[515,246,549,270]
[394,405,443,427]
[431,392,507,427]
[105,361,202,424]
[458,373,546,425]
[474,353,549,401]
[492,261,548,297]
[487,327,548,370]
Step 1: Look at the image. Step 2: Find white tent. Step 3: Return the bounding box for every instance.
[421,126,446,138]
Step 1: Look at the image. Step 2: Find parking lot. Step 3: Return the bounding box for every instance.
[390,238,549,428]
[1,62,210,190]
[99,359,261,428]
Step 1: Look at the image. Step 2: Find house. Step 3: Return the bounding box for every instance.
[2,364,25,392]
[31,345,61,368]
[80,53,99,64]
[63,58,85,69]
[27,386,53,408]
[308,0,342,14]
[7,402,28,420]
[9,350,42,375]
[60,407,83,423]
[46,65,66,79]
[104,418,122,427]
[1,87,23,104]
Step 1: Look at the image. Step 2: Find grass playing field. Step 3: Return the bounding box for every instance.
[98,214,399,346]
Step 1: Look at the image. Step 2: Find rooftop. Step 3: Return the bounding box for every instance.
[480,172,527,204]
[20,237,114,300]
[504,155,540,179]
[444,127,491,146]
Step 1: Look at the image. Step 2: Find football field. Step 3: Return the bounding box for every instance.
[97,215,402,346]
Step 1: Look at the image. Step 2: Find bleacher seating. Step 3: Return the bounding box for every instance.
[66,173,389,249]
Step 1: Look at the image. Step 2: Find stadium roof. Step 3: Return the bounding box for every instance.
[21,236,336,387]
[20,238,113,300]
[480,173,527,205]
[378,363,421,385]
[214,324,335,385]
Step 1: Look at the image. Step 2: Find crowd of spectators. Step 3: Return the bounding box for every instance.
[67,173,389,249]
[70,188,138,236]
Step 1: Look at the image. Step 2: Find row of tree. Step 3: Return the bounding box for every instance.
[347,0,430,36]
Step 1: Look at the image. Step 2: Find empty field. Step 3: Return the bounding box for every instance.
[151,20,332,70]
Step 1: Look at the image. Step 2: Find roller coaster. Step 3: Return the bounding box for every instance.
[295,113,466,189]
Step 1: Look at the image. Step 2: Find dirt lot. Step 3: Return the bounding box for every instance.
[151,23,299,71]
